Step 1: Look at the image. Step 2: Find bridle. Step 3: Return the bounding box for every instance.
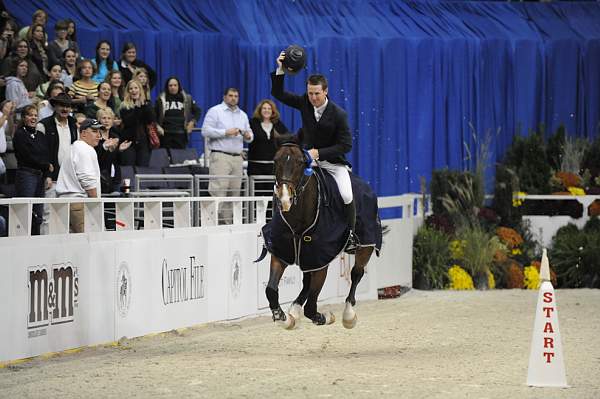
[274,143,314,207]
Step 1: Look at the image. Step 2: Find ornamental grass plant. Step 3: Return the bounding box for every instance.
[456,225,505,289]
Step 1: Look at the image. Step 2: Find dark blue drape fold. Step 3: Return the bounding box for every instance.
[8,0,600,194]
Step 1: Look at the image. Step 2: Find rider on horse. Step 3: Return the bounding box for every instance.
[271,51,359,252]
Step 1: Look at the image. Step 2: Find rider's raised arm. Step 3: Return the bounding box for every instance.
[270,71,304,111]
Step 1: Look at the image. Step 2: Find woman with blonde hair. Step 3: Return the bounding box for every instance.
[119,79,155,166]
[96,107,130,193]
[133,67,151,102]
[18,9,48,41]
[248,99,289,192]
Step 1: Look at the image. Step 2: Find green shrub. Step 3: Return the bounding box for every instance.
[581,135,600,184]
[546,125,566,172]
[492,164,522,228]
[503,130,551,194]
[549,218,600,288]
[412,226,451,289]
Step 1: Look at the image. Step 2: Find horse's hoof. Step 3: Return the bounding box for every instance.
[342,302,357,329]
[272,307,295,330]
[342,313,357,329]
[289,303,303,322]
[279,313,296,330]
[325,311,336,325]
[311,312,335,326]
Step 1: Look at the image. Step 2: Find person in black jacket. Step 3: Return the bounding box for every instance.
[119,79,155,166]
[118,42,156,89]
[248,99,288,194]
[271,50,357,248]
[155,76,201,149]
[13,105,53,234]
[37,92,78,182]
[36,92,78,234]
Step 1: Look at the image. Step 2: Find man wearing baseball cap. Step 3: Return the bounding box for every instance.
[56,118,103,233]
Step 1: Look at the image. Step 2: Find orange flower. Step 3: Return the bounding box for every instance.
[555,171,582,189]
[506,261,524,289]
[496,227,524,249]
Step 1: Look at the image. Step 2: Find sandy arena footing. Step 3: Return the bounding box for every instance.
[1,289,599,398]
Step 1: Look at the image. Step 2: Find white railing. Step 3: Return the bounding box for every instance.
[0,196,270,237]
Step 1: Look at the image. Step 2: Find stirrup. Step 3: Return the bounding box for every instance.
[344,231,360,254]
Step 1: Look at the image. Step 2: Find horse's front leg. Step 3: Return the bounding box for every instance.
[288,271,311,322]
[266,255,295,329]
[303,266,335,325]
[343,247,374,329]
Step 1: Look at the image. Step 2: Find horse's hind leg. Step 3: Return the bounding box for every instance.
[303,267,335,325]
[343,246,374,329]
[266,256,295,329]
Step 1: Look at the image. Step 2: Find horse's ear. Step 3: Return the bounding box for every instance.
[273,129,298,149]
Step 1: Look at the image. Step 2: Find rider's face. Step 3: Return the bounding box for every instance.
[307,84,327,108]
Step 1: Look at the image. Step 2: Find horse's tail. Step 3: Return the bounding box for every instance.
[254,246,269,263]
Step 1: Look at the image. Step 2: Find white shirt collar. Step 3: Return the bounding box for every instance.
[221,101,239,113]
[314,97,328,114]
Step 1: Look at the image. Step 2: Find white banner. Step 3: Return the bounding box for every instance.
[1,216,408,363]
[0,236,98,362]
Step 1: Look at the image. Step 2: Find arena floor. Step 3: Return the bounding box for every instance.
[1,289,599,398]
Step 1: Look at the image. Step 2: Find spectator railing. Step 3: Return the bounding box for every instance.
[248,175,276,223]
[0,196,270,237]
[193,174,250,225]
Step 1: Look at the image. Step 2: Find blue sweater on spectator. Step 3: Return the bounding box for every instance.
[91,59,119,83]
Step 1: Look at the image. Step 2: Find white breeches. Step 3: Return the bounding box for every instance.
[316,161,353,204]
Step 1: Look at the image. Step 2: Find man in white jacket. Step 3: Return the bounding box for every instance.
[56,118,102,233]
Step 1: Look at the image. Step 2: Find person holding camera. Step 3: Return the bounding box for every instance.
[201,87,253,224]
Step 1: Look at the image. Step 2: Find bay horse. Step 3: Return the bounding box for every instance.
[261,143,382,329]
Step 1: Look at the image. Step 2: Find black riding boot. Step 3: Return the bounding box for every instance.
[344,201,359,253]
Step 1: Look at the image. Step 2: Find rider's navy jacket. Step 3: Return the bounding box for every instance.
[271,72,352,166]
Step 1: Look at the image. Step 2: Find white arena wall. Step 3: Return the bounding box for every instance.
[0,195,425,363]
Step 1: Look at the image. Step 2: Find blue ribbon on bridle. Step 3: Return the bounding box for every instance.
[302,149,313,176]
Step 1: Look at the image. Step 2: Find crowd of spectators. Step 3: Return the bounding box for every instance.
[0,6,290,236]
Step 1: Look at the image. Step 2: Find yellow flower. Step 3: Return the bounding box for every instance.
[567,186,585,196]
[512,191,526,207]
[448,265,474,290]
[511,248,522,256]
[488,271,496,289]
[523,266,541,290]
[449,240,466,260]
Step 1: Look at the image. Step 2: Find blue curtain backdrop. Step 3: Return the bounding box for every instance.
[7,0,600,195]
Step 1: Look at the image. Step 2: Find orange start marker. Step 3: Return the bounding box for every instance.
[526,248,568,388]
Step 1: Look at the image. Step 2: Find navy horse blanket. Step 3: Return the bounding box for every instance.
[261,169,382,272]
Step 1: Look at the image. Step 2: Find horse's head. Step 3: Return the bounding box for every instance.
[273,143,312,212]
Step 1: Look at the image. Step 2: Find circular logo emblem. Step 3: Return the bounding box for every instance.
[117,261,131,317]
[231,251,242,298]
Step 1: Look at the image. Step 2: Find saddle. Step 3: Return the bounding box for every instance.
[261,168,382,272]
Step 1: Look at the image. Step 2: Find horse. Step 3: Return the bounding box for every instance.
[261,143,382,329]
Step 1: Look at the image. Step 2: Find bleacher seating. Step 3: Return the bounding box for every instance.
[149,148,171,168]
[169,148,198,164]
